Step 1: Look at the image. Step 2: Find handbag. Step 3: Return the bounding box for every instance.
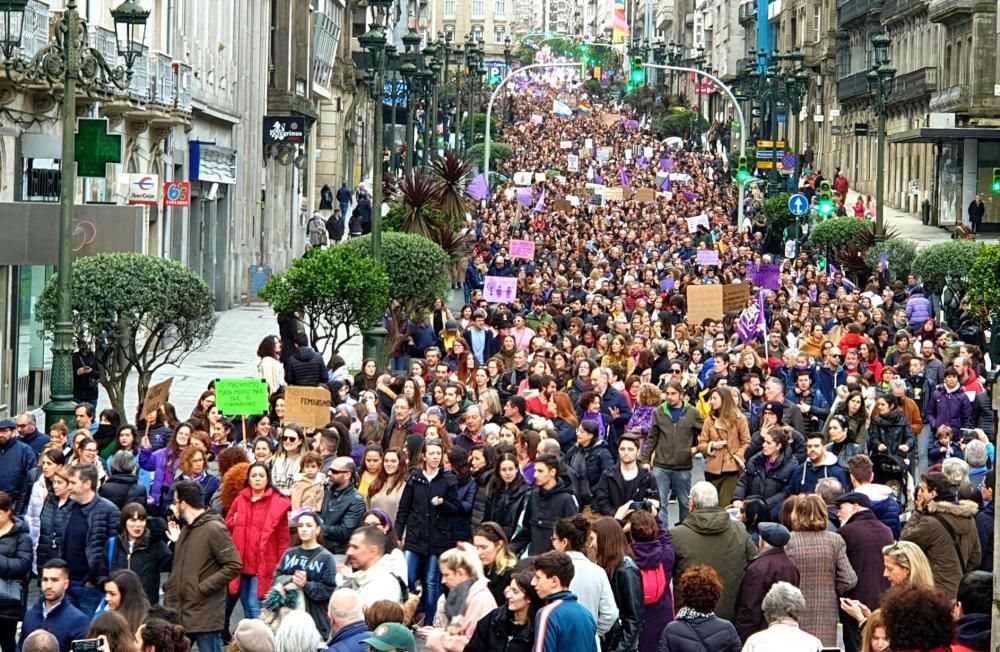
[0,577,23,610]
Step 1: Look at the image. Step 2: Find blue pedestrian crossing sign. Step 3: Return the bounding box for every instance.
[788,193,809,216]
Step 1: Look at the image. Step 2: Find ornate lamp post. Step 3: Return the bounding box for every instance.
[464,37,484,153]
[420,41,438,169]
[400,27,421,176]
[869,30,895,243]
[0,0,150,429]
[502,37,513,122]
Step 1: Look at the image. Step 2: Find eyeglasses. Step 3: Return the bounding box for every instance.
[282,436,299,442]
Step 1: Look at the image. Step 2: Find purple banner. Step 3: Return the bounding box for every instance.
[736,293,766,344]
[746,262,781,291]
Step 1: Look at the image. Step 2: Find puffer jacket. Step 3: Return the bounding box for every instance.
[868,409,916,456]
[789,452,851,496]
[395,468,460,556]
[68,496,121,585]
[644,404,704,470]
[901,499,982,599]
[926,384,973,435]
[603,557,644,652]
[98,473,148,510]
[0,517,33,620]
[733,447,798,516]
[318,483,367,554]
[36,493,73,571]
[657,615,742,652]
[108,529,173,605]
[566,439,615,507]
[284,346,328,387]
[905,292,933,330]
[509,479,579,556]
[484,483,531,538]
[466,606,534,652]
[225,487,290,599]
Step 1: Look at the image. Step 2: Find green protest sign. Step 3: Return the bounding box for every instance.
[215,377,270,416]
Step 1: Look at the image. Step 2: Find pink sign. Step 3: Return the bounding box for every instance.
[696,249,720,266]
[530,114,544,124]
[509,239,536,260]
[483,276,518,303]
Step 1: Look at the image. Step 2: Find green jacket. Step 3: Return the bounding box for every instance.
[644,403,704,470]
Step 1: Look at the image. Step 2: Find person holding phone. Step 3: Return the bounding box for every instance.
[18,559,90,652]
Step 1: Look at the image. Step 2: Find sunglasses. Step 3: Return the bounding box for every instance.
[282,436,299,442]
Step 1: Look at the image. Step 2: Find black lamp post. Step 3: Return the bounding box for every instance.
[869,30,895,243]
[0,0,150,429]
[400,27,421,176]
[420,41,439,169]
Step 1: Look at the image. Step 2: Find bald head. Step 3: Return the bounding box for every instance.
[23,631,59,652]
[537,438,561,457]
[328,588,364,631]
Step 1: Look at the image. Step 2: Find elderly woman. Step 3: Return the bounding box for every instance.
[741,582,821,652]
[657,565,740,652]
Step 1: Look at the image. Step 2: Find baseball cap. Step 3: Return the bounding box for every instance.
[361,623,416,652]
[0,419,15,430]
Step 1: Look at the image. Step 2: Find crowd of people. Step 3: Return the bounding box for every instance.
[0,73,996,652]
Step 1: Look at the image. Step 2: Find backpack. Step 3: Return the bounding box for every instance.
[640,563,667,606]
[308,217,328,246]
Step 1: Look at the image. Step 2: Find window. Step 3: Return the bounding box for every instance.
[444,24,455,40]
[312,0,344,89]
[494,26,504,43]
[472,25,484,42]
[813,6,821,43]
[495,0,506,17]
[444,0,455,17]
[472,0,485,18]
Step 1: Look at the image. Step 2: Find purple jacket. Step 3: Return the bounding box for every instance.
[138,446,180,507]
[926,384,973,435]
[905,293,933,330]
[632,518,675,652]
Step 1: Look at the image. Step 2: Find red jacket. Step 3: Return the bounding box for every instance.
[225,487,290,598]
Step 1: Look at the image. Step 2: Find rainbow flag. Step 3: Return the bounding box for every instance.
[613,0,629,43]
[577,102,592,114]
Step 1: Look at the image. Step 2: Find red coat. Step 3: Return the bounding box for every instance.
[225,487,290,598]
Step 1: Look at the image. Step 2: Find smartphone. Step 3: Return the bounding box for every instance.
[71,640,102,652]
[960,428,977,443]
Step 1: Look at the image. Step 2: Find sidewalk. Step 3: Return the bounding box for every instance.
[844,190,1000,248]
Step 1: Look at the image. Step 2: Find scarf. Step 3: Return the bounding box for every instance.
[676,606,714,620]
[444,578,474,622]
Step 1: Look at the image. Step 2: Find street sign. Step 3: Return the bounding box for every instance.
[788,193,809,216]
[781,153,796,170]
[755,140,787,150]
[74,118,122,178]
[854,123,869,136]
[831,125,844,136]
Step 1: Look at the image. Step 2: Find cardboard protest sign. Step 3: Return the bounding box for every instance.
[509,239,536,259]
[141,377,173,417]
[552,199,572,213]
[483,276,518,303]
[284,386,332,428]
[723,283,751,312]
[634,188,656,202]
[601,114,621,127]
[686,286,724,325]
[215,378,270,416]
[602,186,624,201]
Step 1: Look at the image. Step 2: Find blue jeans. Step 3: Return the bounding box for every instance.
[67,581,103,617]
[235,574,260,619]
[652,466,692,526]
[188,631,222,652]
[405,550,441,623]
[340,201,350,233]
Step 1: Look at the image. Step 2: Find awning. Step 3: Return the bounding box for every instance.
[889,126,1000,144]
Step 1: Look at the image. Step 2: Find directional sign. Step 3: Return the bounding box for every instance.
[781,152,796,170]
[788,193,809,216]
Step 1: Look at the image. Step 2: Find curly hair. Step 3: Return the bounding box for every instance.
[677,565,723,613]
[139,619,190,652]
[882,583,954,649]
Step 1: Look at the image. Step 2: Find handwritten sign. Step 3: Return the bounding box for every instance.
[514,171,532,186]
[723,283,751,312]
[215,378,270,416]
[560,140,573,149]
[567,154,579,172]
[686,286,724,325]
[483,276,519,304]
[596,147,611,162]
[585,138,593,149]
[634,188,656,203]
[284,386,332,429]
[602,186,624,201]
[686,214,710,231]
[696,249,720,266]
[530,114,543,124]
[141,377,173,417]
[509,239,536,259]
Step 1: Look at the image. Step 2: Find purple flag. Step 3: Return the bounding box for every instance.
[467,174,489,201]
[594,170,604,186]
[620,166,631,187]
[879,250,889,269]
[747,262,780,291]
[829,264,856,291]
[516,188,533,207]
[624,119,639,129]
[637,157,649,169]
[736,292,767,344]
[533,190,547,213]
[659,277,676,292]
[682,191,698,202]
[660,158,675,171]
[660,176,671,191]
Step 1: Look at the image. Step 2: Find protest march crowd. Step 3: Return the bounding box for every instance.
[0,68,995,652]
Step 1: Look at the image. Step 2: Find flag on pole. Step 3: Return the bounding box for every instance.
[612,0,629,43]
[552,100,573,118]
[620,166,631,187]
[736,291,767,344]
[467,174,489,202]
[660,176,671,191]
[594,170,604,186]
[577,102,592,114]
[828,264,856,291]
[533,190,547,213]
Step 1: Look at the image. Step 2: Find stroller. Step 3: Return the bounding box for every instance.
[871,453,913,512]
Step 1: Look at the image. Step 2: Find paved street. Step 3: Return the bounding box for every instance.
[844,189,1000,248]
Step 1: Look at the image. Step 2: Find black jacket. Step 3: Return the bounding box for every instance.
[605,557,644,652]
[466,606,534,652]
[63,496,121,585]
[733,447,798,517]
[484,483,531,538]
[566,440,615,507]
[285,346,328,387]
[108,530,173,605]
[510,479,579,556]
[98,473,148,510]
[0,438,35,514]
[318,484,367,554]
[36,494,73,571]
[0,517,33,620]
[868,409,916,455]
[658,615,741,652]
[593,466,660,516]
[395,468,460,556]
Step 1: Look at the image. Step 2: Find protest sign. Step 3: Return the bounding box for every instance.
[584,138,593,149]
[634,188,656,203]
[685,214,710,231]
[723,284,751,312]
[513,171,532,186]
[530,114,543,124]
[747,262,781,290]
[483,276,519,303]
[596,147,612,162]
[534,173,547,183]
[602,186,624,201]
[560,140,572,149]
[696,249,720,266]
[567,195,581,207]
[141,377,173,417]
[686,286,724,325]
[552,199,572,213]
[284,386,333,428]
[509,239,536,259]
[567,154,579,172]
[215,378,270,416]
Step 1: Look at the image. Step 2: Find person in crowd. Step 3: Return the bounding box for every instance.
[360,622,416,652]
[0,419,37,514]
[20,631,59,652]
[657,565,741,652]
[98,569,150,633]
[339,526,404,607]
[470,522,518,605]
[289,450,325,512]
[36,466,73,575]
[107,502,172,605]
[465,571,542,652]
[594,433,659,517]
[0,490,32,652]
[951,570,990,652]
[61,465,120,617]
[270,510,337,639]
[269,425,305,496]
[16,413,49,456]
[671,482,756,621]
[256,336,285,396]
[509,454,579,556]
[529,551,598,652]
[274,610,324,652]
[549,516,618,641]
[587,517,643,652]
[140,422,192,514]
[367,447,407,524]
[319,456,367,554]
[740,582,821,652]
[881,583,956,652]
[696,388,750,507]
[845,454,902,538]
[565,419,614,510]
[623,509,674,652]
[789,432,849,495]
[734,522,799,642]
[18,560,90,652]
[136,619,191,652]
[325,589,372,652]
[825,415,864,468]
[643,381,704,526]
[731,427,797,518]
[414,546,497,651]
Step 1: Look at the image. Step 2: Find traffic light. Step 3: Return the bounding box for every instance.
[992,167,1000,193]
[818,180,835,216]
[630,57,645,85]
[736,156,753,185]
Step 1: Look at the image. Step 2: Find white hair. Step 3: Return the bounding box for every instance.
[762,582,807,623]
[328,588,364,623]
[942,457,970,486]
[274,611,324,652]
[690,481,719,510]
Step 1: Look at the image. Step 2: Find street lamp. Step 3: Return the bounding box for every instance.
[400,27,421,176]
[869,30,895,243]
[0,0,150,429]
[420,41,439,169]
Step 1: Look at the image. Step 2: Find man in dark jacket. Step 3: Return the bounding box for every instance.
[643,382,704,525]
[164,481,242,652]
[336,183,352,220]
[15,412,49,456]
[510,455,579,556]
[846,454,903,538]
[0,419,36,513]
[593,434,659,516]
[672,481,757,621]
[835,492,894,652]
[63,464,120,616]
[591,368,632,453]
[285,333,329,387]
[17,560,89,652]
[975,471,993,571]
[320,458,367,554]
[790,433,850,496]
[734,523,800,642]
[952,570,990,652]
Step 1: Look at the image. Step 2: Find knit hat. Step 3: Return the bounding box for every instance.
[758,522,791,548]
[232,619,275,652]
[762,401,784,418]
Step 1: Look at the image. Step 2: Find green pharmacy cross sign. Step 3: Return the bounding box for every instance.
[74,118,123,178]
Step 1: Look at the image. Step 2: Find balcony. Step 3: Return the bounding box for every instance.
[151,52,174,106]
[23,0,49,59]
[880,0,927,24]
[888,66,937,106]
[929,83,971,113]
[838,0,879,28]
[928,0,992,22]
[128,45,150,101]
[738,0,757,25]
[175,63,193,113]
[837,69,872,103]
[88,26,118,71]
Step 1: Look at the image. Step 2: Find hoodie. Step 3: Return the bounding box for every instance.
[790,451,850,495]
[509,479,579,556]
[854,483,902,539]
[952,613,989,652]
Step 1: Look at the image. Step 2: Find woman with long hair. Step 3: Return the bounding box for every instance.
[601,335,635,377]
[395,438,459,623]
[784,495,858,646]
[470,522,518,605]
[465,571,543,652]
[840,540,935,628]
[87,611,137,652]
[859,609,889,652]
[269,424,305,496]
[733,428,799,518]
[358,444,383,500]
[225,462,291,620]
[568,359,595,407]
[108,502,172,605]
[625,509,675,652]
[696,388,751,507]
[549,392,581,452]
[359,509,408,578]
[270,511,337,639]
[0,490,31,652]
[455,352,477,389]
[137,619,190,652]
[825,390,869,446]
[257,335,285,396]
[268,391,286,430]
[103,425,152,489]
[99,569,150,633]
[587,517,643,652]
[36,467,73,572]
[565,420,614,510]
[550,515,618,640]
[825,415,864,468]
[352,358,379,399]
[624,383,663,459]
[476,389,503,426]
[191,390,216,421]
[484,454,529,538]
[25,445,64,566]
[139,421,193,514]
[415,546,497,652]
[75,435,109,487]
[368,447,407,523]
